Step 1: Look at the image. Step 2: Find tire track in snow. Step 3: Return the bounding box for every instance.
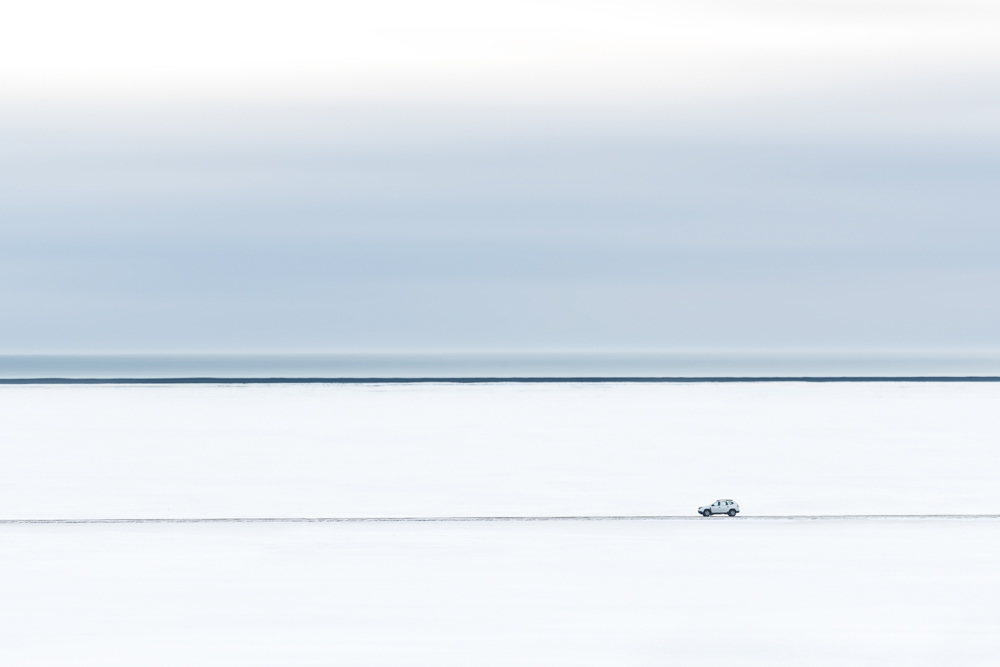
[2,515,1000,524]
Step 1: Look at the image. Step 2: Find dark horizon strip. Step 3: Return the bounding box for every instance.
[1,376,1000,384]
[2,515,1000,524]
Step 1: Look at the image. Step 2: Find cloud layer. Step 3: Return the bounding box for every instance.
[2,1,998,352]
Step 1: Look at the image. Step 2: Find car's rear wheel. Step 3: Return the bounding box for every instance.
[728,509,737,517]
[702,509,711,517]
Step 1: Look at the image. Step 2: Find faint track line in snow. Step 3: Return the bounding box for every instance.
[2,515,1000,524]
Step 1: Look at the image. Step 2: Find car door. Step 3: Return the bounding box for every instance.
[711,501,721,514]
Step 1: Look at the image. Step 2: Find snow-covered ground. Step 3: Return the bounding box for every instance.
[2,382,999,518]
[3,382,999,663]
[2,518,999,666]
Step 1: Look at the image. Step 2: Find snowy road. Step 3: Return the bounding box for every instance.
[2,514,1000,524]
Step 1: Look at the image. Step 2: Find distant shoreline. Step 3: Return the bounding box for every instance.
[2,376,1000,384]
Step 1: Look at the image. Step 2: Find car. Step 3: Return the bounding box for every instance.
[699,499,739,516]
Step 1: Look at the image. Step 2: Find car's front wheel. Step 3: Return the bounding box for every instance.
[728,509,737,517]
[701,509,711,517]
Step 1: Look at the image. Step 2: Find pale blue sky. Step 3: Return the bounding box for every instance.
[1,1,998,353]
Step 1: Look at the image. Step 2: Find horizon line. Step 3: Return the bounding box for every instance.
[3,376,1000,384]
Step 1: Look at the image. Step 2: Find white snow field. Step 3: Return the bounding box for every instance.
[2,519,1000,666]
[2,381,1000,518]
[2,381,1000,665]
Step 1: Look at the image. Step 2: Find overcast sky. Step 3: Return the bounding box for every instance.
[1,0,998,353]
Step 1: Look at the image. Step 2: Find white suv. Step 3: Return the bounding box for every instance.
[699,499,739,517]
